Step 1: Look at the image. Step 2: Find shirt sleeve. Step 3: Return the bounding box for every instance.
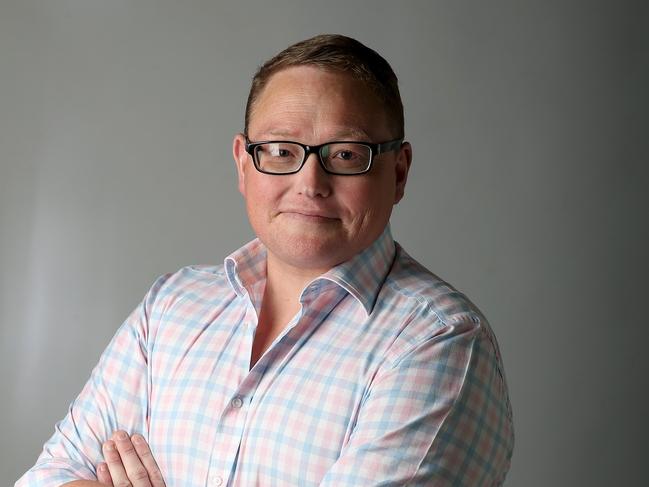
[15,276,167,486]
[318,317,515,487]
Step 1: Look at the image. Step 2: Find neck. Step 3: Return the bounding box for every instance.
[265,252,330,307]
[248,252,330,368]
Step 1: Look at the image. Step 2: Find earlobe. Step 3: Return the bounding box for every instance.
[233,134,248,196]
[393,142,412,204]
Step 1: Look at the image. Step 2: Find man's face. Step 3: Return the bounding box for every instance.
[233,65,411,275]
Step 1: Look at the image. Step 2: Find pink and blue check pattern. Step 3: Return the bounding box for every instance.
[16,226,514,486]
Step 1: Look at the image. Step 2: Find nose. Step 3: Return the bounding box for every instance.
[295,152,332,198]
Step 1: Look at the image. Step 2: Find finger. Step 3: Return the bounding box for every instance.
[131,434,166,487]
[103,440,133,486]
[97,462,114,486]
[112,430,152,487]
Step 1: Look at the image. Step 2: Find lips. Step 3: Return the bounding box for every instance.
[279,208,339,221]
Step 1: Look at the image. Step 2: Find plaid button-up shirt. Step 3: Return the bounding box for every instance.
[17,226,514,486]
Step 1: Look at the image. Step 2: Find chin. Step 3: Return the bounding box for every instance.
[291,237,348,267]
[264,233,352,272]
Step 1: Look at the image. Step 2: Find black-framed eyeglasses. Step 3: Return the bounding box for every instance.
[244,137,403,175]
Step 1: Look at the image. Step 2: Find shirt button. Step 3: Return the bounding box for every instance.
[231,396,243,409]
[211,475,223,486]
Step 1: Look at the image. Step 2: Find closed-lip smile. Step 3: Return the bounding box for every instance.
[280,209,339,221]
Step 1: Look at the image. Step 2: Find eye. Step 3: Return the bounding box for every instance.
[270,146,293,158]
[254,142,303,173]
[331,148,364,162]
[335,150,356,161]
[323,143,371,173]
[260,143,299,160]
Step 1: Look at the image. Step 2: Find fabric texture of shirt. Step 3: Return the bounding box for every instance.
[16,226,514,486]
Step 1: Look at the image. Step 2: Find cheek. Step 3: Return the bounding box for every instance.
[351,170,395,206]
[340,180,391,223]
[244,174,286,221]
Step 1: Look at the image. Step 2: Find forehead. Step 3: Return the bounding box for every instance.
[248,66,390,141]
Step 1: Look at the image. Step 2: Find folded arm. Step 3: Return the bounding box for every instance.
[59,430,166,487]
[16,277,168,486]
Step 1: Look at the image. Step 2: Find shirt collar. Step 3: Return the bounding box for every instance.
[224,225,396,316]
[316,225,395,315]
[224,238,267,297]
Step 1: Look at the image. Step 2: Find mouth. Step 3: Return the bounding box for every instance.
[279,210,339,222]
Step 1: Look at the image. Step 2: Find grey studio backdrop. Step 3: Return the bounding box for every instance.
[1,1,647,485]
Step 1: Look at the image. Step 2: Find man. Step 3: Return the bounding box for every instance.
[17,34,514,486]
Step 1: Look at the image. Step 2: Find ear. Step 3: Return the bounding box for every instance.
[393,141,412,204]
[232,133,249,196]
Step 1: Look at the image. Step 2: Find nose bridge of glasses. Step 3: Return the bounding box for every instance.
[301,144,327,171]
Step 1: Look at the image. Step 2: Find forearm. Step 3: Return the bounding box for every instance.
[18,296,155,486]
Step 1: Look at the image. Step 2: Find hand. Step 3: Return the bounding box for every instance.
[97,430,166,487]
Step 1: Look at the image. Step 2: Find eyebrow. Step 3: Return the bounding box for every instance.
[262,127,373,141]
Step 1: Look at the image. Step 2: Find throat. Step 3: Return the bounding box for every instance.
[249,252,323,369]
[249,285,301,369]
